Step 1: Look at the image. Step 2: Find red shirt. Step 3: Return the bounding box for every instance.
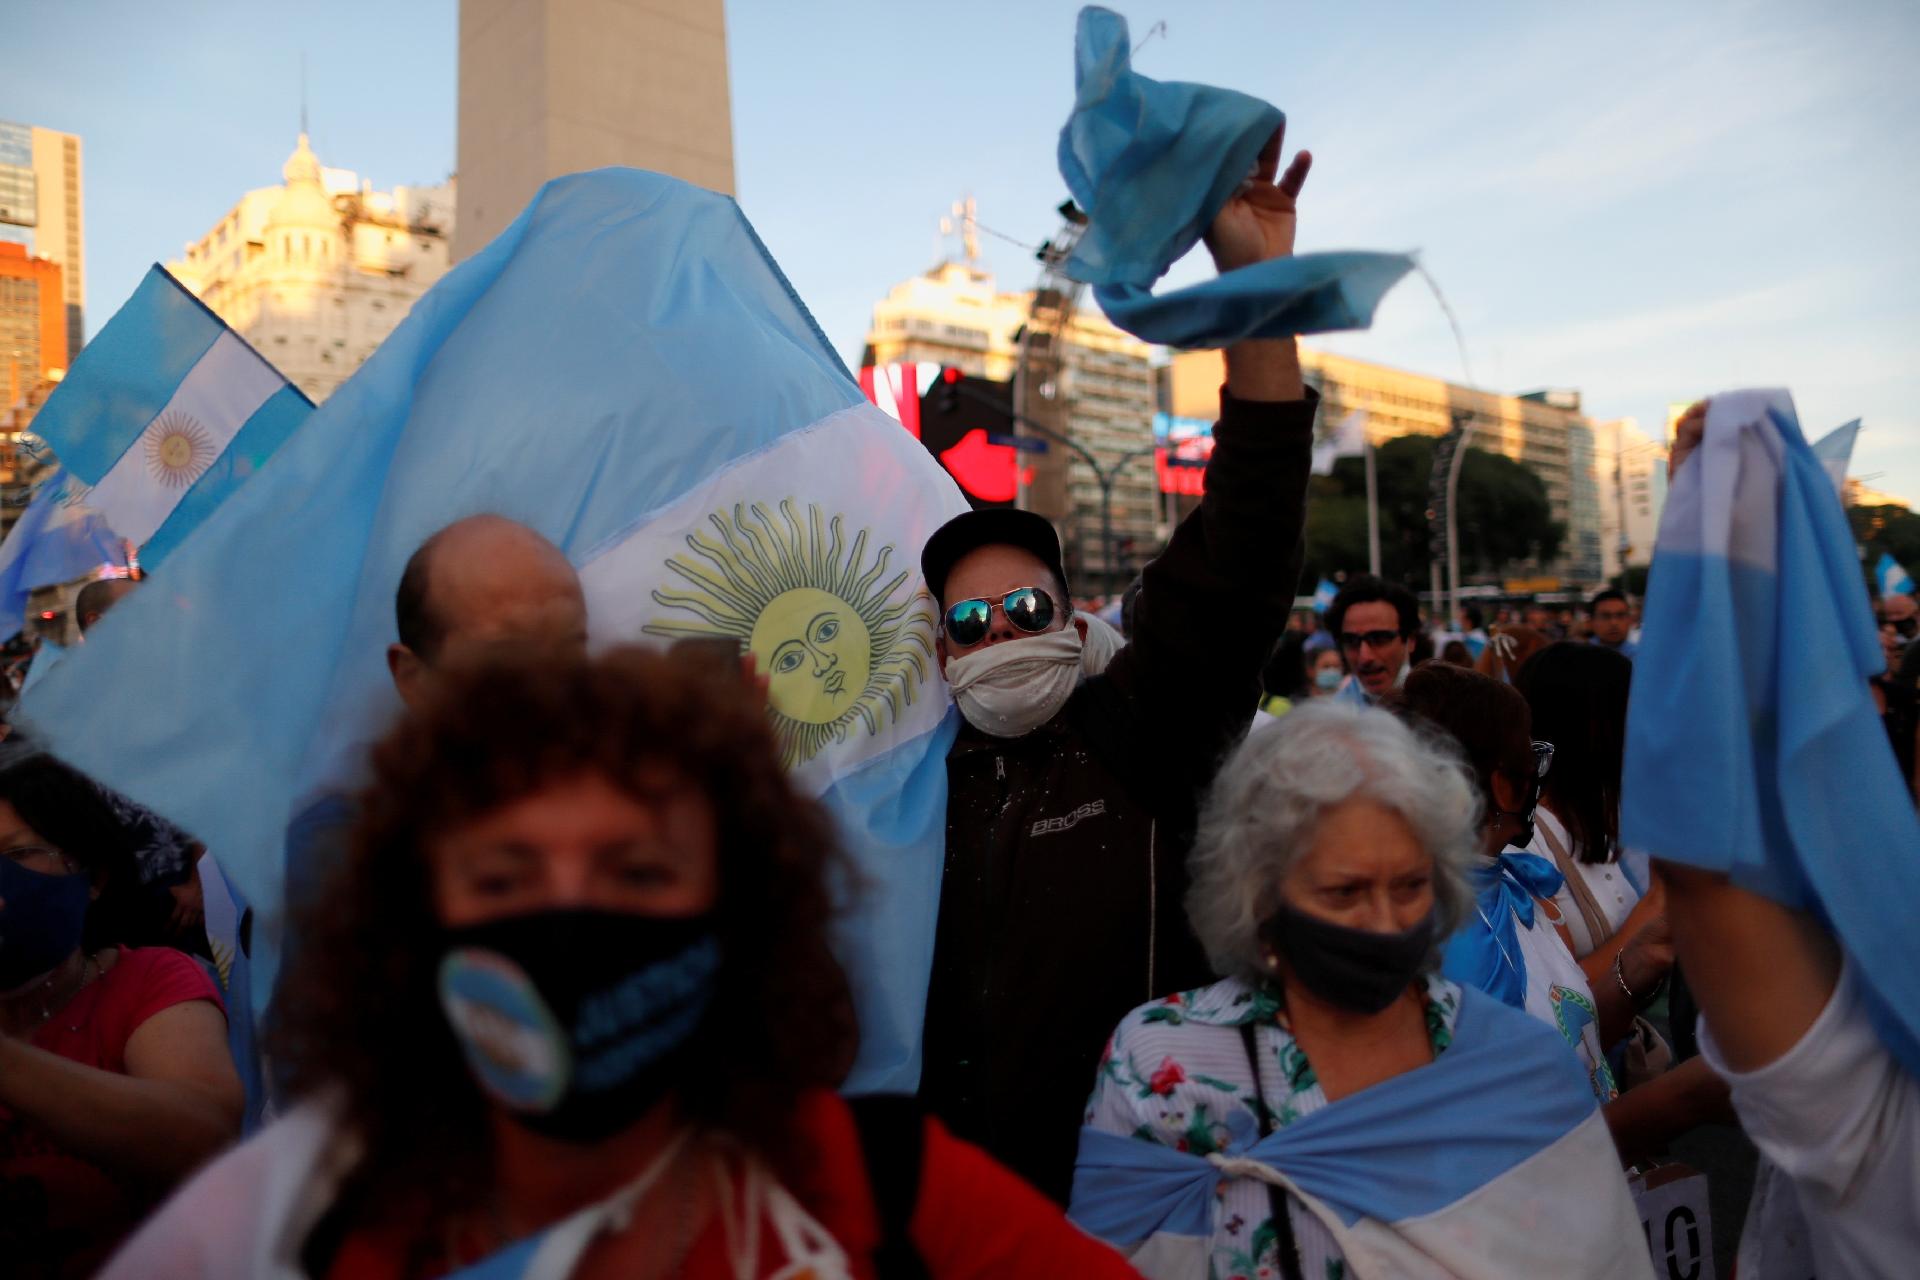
[1,947,225,1278]
[328,1088,1140,1279]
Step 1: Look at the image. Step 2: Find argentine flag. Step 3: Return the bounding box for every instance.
[23,170,968,1092]
[1070,987,1646,1278]
[1623,389,1920,1075]
[1312,577,1338,614]
[0,469,126,640]
[28,266,312,568]
[1879,552,1915,599]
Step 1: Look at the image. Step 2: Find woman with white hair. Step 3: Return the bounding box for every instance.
[1068,701,1649,1280]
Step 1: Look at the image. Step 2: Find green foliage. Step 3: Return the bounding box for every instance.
[1852,505,1920,586]
[1299,436,1565,590]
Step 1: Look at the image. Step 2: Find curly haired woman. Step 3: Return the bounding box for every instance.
[105,646,1137,1280]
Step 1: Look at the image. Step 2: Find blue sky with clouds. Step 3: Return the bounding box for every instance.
[8,0,1919,496]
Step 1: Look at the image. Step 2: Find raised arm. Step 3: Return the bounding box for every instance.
[1104,129,1319,779]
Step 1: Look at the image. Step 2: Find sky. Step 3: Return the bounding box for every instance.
[7,0,1920,497]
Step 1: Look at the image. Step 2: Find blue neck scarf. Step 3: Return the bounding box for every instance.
[1440,852,1565,1009]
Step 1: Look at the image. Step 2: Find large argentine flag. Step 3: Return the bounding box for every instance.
[0,470,126,639]
[22,171,967,1092]
[1070,987,1648,1279]
[1622,389,1920,1075]
[28,266,313,568]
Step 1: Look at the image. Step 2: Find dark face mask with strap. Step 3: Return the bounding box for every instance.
[1260,900,1435,1015]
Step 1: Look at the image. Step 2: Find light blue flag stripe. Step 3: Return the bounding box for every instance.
[141,384,315,568]
[32,268,224,483]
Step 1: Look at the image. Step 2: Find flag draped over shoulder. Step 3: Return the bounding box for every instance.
[0,470,125,639]
[1057,6,1413,348]
[1070,987,1643,1279]
[23,170,969,1092]
[27,266,312,568]
[1622,389,1920,1075]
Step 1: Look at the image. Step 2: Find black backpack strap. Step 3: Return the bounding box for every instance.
[847,1093,930,1280]
[1238,1023,1305,1280]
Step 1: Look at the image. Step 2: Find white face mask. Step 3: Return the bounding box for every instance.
[946,627,1084,738]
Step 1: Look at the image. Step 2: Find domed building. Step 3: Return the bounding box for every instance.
[168,133,454,403]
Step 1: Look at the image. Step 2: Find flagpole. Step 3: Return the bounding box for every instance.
[1364,440,1381,577]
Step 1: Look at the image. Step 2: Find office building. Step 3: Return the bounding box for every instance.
[1169,346,1609,587]
[0,242,65,409]
[167,134,454,403]
[864,258,1160,593]
[455,0,735,261]
[0,120,84,360]
[1593,418,1668,579]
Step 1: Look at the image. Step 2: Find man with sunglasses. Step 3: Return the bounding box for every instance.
[1325,574,1419,704]
[915,135,1322,1206]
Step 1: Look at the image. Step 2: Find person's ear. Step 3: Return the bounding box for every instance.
[388,643,427,711]
[936,634,952,679]
[1490,769,1525,815]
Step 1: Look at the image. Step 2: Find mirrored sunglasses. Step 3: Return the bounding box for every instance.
[942,586,1058,647]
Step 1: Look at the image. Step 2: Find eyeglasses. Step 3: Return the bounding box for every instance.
[1340,629,1402,652]
[941,586,1059,647]
[1529,740,1555,779]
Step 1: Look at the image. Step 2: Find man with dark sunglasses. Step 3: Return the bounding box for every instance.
[1325,574,1419,704]
[914,133,1322,1205]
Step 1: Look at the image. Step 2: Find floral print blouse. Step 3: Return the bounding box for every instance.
[1083,973,1464,1280]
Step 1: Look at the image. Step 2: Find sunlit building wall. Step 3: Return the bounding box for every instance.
[864,260,1161,590]
[167,134,454,403]
[1169,347,1608,586]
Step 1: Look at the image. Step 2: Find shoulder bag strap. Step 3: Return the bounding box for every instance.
[1238,1023,1305,1280]
[1537,821,1612,951]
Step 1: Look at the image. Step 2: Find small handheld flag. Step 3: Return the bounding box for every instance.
[1312,578,1337,613]
[28,267,312,568]
[1311,409,1368,477]
[0,470,125,640]
[1879,552,1915,599]
[1810,418,1860,500]
[1057,7,1412,347]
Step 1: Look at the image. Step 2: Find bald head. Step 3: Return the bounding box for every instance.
[388,515,588,709]
[77,578,139,635]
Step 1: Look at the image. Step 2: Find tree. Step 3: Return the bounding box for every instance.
[1850,503,1920,595]
[1299,436,1564,590]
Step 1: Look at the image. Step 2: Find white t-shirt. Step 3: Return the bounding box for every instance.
[1530,809,1641,958]
[1699,960,1920,1279]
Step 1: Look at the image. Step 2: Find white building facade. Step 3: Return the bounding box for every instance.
[167,134,454,403]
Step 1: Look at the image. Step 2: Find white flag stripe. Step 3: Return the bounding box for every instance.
[1652,388,1788,575]
[581,401,968,797]
[86,332,288,546]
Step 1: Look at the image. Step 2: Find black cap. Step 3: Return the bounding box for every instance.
[921,508,1070,605]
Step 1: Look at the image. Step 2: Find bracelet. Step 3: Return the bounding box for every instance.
[1613,951,1641,1004]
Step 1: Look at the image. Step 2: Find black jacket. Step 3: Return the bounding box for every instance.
[919,387,1318,1204]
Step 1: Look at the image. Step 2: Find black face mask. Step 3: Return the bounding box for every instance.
[1260,901,1435,1015]
[437,909,720,1143]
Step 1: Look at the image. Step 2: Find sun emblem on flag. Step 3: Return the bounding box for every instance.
[643,500,935,768]
[143,411,217,489]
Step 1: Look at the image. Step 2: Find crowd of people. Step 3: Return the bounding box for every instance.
[0,110,1914,1280]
